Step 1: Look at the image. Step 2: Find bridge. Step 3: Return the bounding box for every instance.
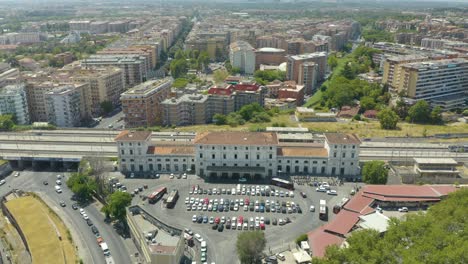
[0,130,467,170]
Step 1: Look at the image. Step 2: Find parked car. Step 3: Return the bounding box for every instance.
[59,201,66,207]
[398,207,409,213]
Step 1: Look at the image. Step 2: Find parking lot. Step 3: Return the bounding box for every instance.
[118,173,359,264]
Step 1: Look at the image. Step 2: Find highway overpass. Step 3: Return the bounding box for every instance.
[0,130,467,169]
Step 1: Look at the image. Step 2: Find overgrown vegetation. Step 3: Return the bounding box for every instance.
[213,103,279,127]
[362,161,388,184]
[253,70,286,85]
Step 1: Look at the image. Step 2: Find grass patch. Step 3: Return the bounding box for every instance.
[5,196,77,264]
[0,160,7,166]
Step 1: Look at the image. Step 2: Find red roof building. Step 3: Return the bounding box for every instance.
[363,109,378,119]
[337,105,360,118]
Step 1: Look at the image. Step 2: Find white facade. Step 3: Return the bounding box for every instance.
[45,85,83,127]
[229,41,255,75]
[0,83,30,125]
[116,131,362,180]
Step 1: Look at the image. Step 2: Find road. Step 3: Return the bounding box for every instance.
[0,171,132,264]
[94,111,125,130]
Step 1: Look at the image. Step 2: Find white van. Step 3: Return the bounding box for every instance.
[55,185,62,193]
[194,233,203,243]
[100,242,110,256]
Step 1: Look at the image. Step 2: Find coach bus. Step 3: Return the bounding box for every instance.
[165,189,179,208]
[148,187,167,204]
[271,178,294,190]
[319,199,328,220]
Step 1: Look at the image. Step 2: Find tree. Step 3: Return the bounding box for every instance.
[238,103,264,121]
[394,99,409,119]
[102,191,132,221]
[100,101,114,115]
[295,234,308,246]
[213,69,229,84]
[0,114,15,131]
[213,113,227,125]
[66,173,97,202]
[430,106,443,124]
[408,100,431,123]
[360,96,376,111]
[342,63,356,80]
[463,109,468,116]
[362,161,388,184]
[173,78,189,88]
[328,54,338,70]
[236,231,266,264]
[170,59,188,79]
[377,108,399,130]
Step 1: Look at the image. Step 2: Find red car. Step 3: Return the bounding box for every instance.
[238,216,244,224]
[244,198,250,205]
[203,198,209,205]
[260,223,265,230]
[214,217,220,224]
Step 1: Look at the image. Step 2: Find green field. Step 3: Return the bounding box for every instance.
[6,196,77,264]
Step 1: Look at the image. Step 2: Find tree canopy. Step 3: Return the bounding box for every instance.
[100,101,114,115]
[66,172,97,202]
[408,100,431,123]
[213,69,229,84]
[377,108,399,130]
[254,70,286,85]
[362,160,388,184]
[0,114,15,131]
[102,191,132,221]
[313,188,468,264]
[236,231,266,264]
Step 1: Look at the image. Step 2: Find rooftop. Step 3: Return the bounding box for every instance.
[290,52,327,61]
[307,227,344,258]
[325,133,361,145]
[278,147,328,157]
[357,212,390,233]
[147,145,195,155]
[256,47,285,53]
[115,130,152,142]
[324,210,360,236]
[266,127,309,133]
[414,158,458,165]
[402,58,467,70]
[121,78,172,98]
[194,131,278,146]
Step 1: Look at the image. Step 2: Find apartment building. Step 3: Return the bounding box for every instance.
[207,88,235,117]
[45,85,84,127]
[277,81,305,106]
[69,21,91,32]
[82,55,147,88]
[0,64,19,87]
[287,52,327,95]
[97,49,152,71]
[229,41,256,75]
[161,94,210,126]
[382,55,428,89]
[68,66,125,116]
[0,32,45,45]
[398,59,468,110]
[121,78,172,128]
[254,47,287,70]
[26,81,58,122]
[115,130,361,180]
[90,21,109,34]
[232,83,267,110]
[0,83,30,125]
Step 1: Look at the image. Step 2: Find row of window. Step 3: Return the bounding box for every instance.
[200,146,274,151]
[333,152,356,158]
[200,153,273,160]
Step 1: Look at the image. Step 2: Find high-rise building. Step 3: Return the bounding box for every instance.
[45,85,84,127]
[229,41,256,75]
[398,59,468,110]
[0,83,30,124]
[382,55,428,89]
[121,78,172,128]
[287,52,327,95]
[82,55,147,88]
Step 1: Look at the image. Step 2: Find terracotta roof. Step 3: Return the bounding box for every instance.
[343,191,374,214]
[194,132,278,145]
[277,147,328,157]
[147,145,195,155]
[337,105,360,117]
[324,210,360,236]
[115,130,151,141]
[364,193,441,202]
[232,83,261,92]
[362,185,444,198]
[325,133,361,144]
[208,86,233,96]
[307,227,344,258]
[429,185,457,196]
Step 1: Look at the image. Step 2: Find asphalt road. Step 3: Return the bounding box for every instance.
[94,111,125,130]
[119,174,358,264]
[0,171,131,264]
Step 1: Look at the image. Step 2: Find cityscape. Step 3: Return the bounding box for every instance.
[0,0,467,264]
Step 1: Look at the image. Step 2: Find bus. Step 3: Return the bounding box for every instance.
[319,199,328,221]
[333,197,350,214]
[165,189,179,208]
[271,178,294,190]
[148,187,167,204]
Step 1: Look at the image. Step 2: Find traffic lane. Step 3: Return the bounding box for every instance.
[51,175,130,264]
[43,179,108,264]
[2,171,106,264]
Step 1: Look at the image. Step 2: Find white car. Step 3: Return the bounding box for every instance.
[79,208,85,215]
[0,179,6,185]
[398,207,409,213]
[192,215,197,222]
[14,172,20,177]
[169,173,174,179]
[310,205,315,212]
[182,173,187,179]
[185,197,190,204]
[83,213,89,220]
[327,190,337,195]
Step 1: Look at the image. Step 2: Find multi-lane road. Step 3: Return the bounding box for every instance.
[0,171,132,264]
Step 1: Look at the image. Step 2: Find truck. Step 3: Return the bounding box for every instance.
[319,199,328,221]
[100,242,110,256]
